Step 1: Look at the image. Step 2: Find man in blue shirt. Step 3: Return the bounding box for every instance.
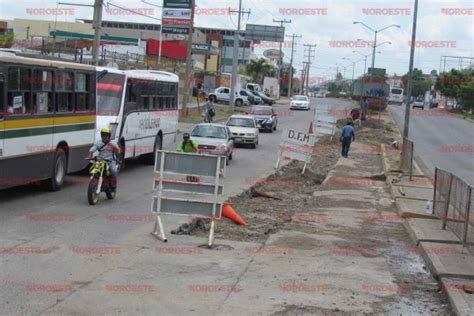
[360,97,369,121]
[340,119,356,158]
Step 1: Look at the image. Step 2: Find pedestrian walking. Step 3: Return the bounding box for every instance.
[202,99,215,123]
[360,97,369,121]
[340,118,356,158]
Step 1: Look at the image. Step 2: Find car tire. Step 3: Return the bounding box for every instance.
[251,143,257,149]
[209,95,217,103]
[273,124,277,131]
[235,99,243,107]
[44,148,67,192]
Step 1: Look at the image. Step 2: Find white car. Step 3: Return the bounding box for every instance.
[290,95,310,110]
[226,115,259,148]
[208,87,249,107]
[412,98,424,110]
[190,123,234,165]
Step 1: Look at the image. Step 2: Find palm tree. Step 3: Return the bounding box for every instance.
[244,58,276,83]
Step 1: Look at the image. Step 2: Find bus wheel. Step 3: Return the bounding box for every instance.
[145,135,162,165]
[45,148,67,192]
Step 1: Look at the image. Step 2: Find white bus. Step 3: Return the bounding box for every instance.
[0,56,97,190]
[96,68,179,165]
[388,87,404,105]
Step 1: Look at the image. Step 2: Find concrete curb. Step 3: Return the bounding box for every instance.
[441,278,474,316]
[382,108,474,315]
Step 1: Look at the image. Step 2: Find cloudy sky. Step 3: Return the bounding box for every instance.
[1,0,472,80]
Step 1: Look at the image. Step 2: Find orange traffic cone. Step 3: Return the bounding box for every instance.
[222,204,246,225]
[308,121,314,134]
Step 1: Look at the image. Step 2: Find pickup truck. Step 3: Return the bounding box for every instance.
[208,87,250,107]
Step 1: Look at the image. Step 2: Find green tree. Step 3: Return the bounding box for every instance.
[436,69,474,111]
[242,58,276,83]
[402,68,432,98]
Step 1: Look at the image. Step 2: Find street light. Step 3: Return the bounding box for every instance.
[342,57,365,82]
[353,22,400,73]
[353,50,381,76]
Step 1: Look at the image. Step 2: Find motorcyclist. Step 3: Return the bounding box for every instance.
[87,127,120,190]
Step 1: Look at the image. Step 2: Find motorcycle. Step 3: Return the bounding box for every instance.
[87,157,116,205]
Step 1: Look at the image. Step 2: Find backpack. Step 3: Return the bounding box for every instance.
[208,108,215,117]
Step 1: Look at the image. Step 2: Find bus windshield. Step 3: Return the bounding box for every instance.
[97,72,125,116]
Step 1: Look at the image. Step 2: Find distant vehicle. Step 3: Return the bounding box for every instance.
[290,95,310,110]
[254,91,275,105]
[246,83,263,93]
[249,105,278,132]
[316,91,326,98]
[207,87,248,107]
[96,68,179,166]
[239,89,262,105]
[388,87,404,105]
[226,115,259,148]
[0,49,19,57]
[190,123,234,165]
[412,97,425,110]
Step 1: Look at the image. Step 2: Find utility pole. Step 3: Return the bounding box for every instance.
[273,19,291,98]
[230,1,251,108]
[300,64,307,94]
[286,33,301,97]
[303,44,317,96]
[182,0,196,113]
[92,0,103,66]
[403,0,418,141]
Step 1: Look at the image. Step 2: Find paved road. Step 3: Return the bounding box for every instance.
[0,98,351,315]
[389,104,474,185]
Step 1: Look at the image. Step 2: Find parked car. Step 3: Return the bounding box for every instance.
[239,89,262,105]
[412,97,424,110]
[226,115,259,148]
[190,123,234,165]
[254,91,275,105]
[249,105,278,132]
[290,95,310,110]
[207,87,249,107]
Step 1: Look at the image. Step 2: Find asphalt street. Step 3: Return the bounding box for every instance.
[389,104,474,185]
[0,98,352,315]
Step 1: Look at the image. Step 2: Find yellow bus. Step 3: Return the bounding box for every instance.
[0,56,96,191]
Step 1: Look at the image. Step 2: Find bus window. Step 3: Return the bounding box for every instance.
[56,71,74,112]
[97,73,125,116]
[7,67,33,114]
[75,73,90,112]
[142,96,151,110]
[32,70,53,114]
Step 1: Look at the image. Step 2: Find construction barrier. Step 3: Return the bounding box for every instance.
[151,150,225,246]
[433,167,473,252]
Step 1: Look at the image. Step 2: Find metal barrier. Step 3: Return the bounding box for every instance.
[433,167,473,252]
[150,150,225,246]
[401,137,414,180]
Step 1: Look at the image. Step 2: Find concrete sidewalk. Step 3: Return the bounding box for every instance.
[382,109,474,315]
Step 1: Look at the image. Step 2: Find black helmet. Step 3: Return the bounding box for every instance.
[183,133,190,139]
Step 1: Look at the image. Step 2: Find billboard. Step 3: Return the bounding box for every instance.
[245,24,285,42]
[163,0,192,8]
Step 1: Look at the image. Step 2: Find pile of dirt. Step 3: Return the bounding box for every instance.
[172,134,341,242]
[171,116,399,243]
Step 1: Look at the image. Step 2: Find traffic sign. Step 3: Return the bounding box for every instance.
[162,18,192,27]
[162,8,191,19]
[164,0,192,8]
[162,26,190,34]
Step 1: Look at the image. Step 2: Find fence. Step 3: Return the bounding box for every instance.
[433,167,473,252]
[401,137,414,180]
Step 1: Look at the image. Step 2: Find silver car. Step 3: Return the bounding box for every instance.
[190,123,234,165]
